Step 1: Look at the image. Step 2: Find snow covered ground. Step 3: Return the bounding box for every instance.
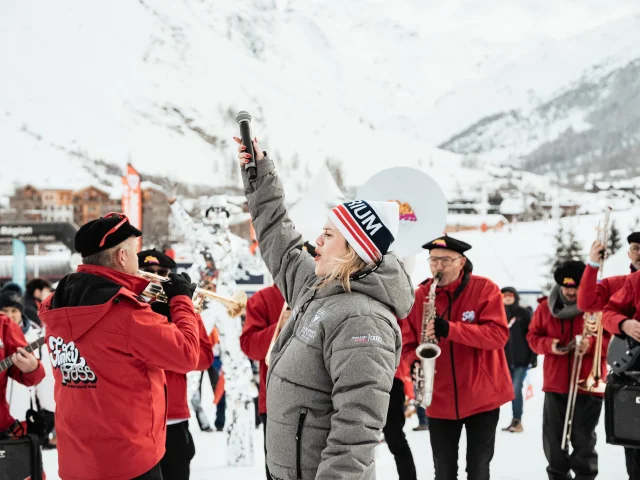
[41,360,627,479]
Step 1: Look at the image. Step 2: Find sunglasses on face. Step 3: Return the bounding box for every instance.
[142,266,170,277]
[99,212,129,247]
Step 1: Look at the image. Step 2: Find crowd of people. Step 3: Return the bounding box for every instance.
[0,134,639,480]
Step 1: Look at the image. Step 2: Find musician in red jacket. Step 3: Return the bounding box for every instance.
[578,232,640,333]
[40,214,201,480]
[527,260,608,480]
[138,249,214,480]
[401,235,513,480]
[240,284,286,480]
[0,312,45,437]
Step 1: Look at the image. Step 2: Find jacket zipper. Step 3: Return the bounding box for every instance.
[163,384,168,431]
[296,409,308,479]
[445,291,460,419]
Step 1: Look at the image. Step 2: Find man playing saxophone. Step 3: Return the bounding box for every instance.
[527,260,608,480]
[401,235,513,480]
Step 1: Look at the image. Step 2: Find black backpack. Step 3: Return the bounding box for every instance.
[605,371,640,447]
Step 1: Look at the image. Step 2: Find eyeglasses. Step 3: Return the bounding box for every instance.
[428,256,463,267]
[630,246,640,253]
[99,212,129,247]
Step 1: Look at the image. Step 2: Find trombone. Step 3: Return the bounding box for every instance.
[138,270,247,318]
[561,207,610,451]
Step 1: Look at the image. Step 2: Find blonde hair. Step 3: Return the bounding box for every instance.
[317,243,369,293]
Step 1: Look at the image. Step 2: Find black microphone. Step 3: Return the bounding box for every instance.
[235,110,256,181]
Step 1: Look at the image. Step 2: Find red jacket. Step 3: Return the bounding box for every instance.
[578,265,630,335]
[240,285,285,414]
[527,297,609,397]
[39,265,200,480]
[401,274,513,420]
[0,314,45,432]
[604,271,640,336]
[166,314,213,420]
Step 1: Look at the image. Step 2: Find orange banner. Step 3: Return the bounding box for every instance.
[122,164,142,251]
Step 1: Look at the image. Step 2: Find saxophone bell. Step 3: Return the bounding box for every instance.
[416,342,441,360]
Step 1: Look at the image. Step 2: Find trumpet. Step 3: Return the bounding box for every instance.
[138,270,247,318]
[414,272,442,408]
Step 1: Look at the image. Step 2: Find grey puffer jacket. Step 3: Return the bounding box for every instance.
[242,156,415,480]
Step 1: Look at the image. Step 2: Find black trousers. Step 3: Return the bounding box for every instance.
[261,413,271,480]
[383,377,417,480]
[428,408,500,480]
[160,421,196,480]
[133,463,163,480]
[543,393,602,480]
[625,448,640,480]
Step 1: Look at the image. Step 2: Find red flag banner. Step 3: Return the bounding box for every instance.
[122,164,142,251]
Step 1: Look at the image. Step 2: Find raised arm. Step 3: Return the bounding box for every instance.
[237,138,316,306]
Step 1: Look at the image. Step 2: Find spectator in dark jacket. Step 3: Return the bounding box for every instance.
[500,286,535,433]
[25,279,53,327]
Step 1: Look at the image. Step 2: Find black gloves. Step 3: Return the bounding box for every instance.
[151,300,171,321]
[434,315,450,339]
[162,272,196,301]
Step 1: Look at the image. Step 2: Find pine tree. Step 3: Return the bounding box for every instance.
[544,222,567,293]
[608,220,622,255]
[549,222,567,272]
[565,228,584,262]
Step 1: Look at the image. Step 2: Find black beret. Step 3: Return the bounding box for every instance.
[422,235,472,255]
[628,232,640,244]
[0,291,24,312]
[75,213,142,257]
[554,260,585,288]
[138,249,176,269]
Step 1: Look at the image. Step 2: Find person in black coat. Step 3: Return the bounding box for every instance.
[500,286,536,433]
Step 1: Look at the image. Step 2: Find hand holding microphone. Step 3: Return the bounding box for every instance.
[234,110,264,181]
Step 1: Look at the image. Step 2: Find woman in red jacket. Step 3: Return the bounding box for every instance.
[138,249,214,480]
[527,260,608,480]
[401,235,513,480]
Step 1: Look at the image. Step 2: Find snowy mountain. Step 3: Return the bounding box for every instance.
[2,1,640,202]
[435,15,640,177]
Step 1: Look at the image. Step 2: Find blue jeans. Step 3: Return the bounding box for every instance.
[417,406,428,426]
[510,366,528,420]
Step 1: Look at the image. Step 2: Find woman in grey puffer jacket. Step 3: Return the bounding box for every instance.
[235,137,415,480]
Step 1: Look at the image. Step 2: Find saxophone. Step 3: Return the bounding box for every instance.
[414,272,442,408]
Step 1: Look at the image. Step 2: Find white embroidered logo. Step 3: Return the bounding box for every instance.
[310,308,327,325]
[49,337,97,387]
[462,311,476,323]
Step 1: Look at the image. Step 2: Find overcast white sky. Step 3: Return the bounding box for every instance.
[389,0,640,43]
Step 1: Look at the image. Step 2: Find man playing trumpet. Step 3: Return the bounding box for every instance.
[401,235,512,480]
[138,249,214,480]
[39,214,201,480]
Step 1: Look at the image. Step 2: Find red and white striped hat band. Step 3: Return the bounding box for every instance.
[328,200,399,264]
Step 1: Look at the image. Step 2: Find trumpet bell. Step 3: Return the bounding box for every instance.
[416,343,441,360]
